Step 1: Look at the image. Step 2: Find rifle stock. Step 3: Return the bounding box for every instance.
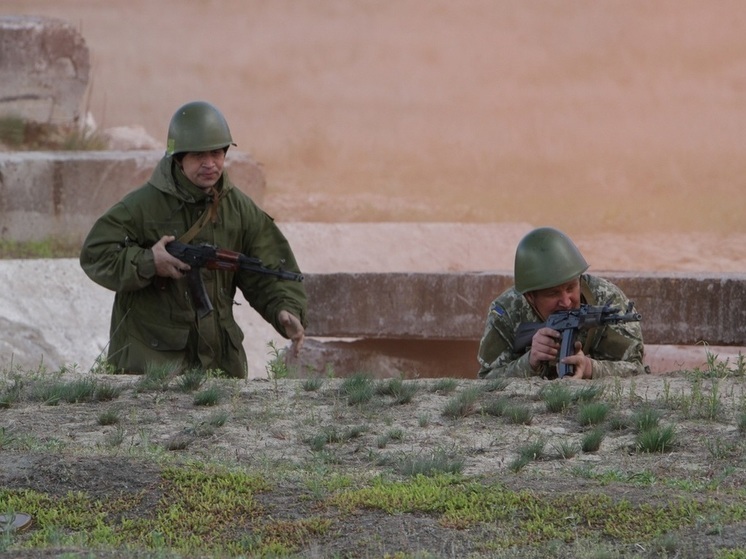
[513,322,544,353]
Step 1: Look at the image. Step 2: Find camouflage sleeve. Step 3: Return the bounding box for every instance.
[588,320,647,378]
[585,276,647,378]
[477,298,540,379]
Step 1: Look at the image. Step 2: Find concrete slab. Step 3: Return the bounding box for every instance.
[0,15,89,124]
[0,150,266,242]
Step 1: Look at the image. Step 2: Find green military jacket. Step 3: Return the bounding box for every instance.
[477,274,646,379]
[80,156,307,378]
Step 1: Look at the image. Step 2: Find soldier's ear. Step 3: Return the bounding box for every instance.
[524,292,535,307]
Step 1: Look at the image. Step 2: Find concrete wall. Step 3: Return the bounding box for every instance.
[1,259,743,379]
[294,271,746,377]
[0,150,266,242]
[0,16,89,125]
[304,272,746,346]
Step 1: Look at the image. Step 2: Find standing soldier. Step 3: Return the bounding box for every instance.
[80,101,307,378]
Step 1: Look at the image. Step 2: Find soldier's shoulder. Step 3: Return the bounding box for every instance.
[583,274,627,300]
[489,287,528,319]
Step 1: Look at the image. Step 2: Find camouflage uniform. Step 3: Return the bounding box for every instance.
[477,274,645,379]
[80,156,307,378]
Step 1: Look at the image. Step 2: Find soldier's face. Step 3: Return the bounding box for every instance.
[525,277,581,320]
[179,149,226,191]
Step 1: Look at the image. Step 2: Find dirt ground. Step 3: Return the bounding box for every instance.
[1,2,746,557]
[1,370,746,558]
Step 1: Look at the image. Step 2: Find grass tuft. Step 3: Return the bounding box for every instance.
[636,425,677,453]
[577,402,610,426]
[441,387,481,419]
[581,428,605,453]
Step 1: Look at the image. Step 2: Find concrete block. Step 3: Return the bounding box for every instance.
[611,272,746,345]
[0,150,266,241]
[0,16,89,124]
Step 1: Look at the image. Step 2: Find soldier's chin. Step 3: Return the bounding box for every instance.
[197,176,220,188]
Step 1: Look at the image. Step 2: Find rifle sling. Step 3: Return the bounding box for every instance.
[178,188,223,244]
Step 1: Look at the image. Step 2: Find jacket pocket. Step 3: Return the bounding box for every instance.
[132,319,190,352]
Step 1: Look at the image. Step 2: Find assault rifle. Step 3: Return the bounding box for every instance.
[165,241,304,318]
[513,302,642,378]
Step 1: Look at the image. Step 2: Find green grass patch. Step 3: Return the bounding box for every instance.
[329,473,744,545]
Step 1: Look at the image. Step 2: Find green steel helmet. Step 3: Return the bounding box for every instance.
[514,227,589,294]
[165,101,236,156]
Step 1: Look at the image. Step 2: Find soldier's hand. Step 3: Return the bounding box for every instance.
[563,341,593,379]
[278,310,305,356]
[529,327,561,370]
[152,235,190,279]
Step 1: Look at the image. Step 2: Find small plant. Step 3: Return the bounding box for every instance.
[302,377,324,392]
[375,434,390,449]
[607,414,630,431]
[417,414,431,428]
[396,448,464,477]
[97,409,121,426]
[508,454,531,473]
[699,347,746,378]
[636,425,676,453]
[266,341,291,394]
[386,428,404,441]
[93,381,123,402]
[508,439,545,472]
[705,437,737,460]
[429,378,458,393]
[59,125,108,151]
[206,409,230,428]
[306,425,367,452]
[375,377,418,404]
[0,377,23,408]
[482,396,510,417]
[503,403,534,425]
[193,386,222,407]
[481,378,510,392]
[89,355,117,375]
[581,428,605,453]
[136,361,179,392]
[176,368,207,392]
[541,382,574,413]
[0,427,18,450]
[517,438,546,462]
[374,429,404,449]
[62,378,98,403]
[442,387,481,419]
[574,384,605,403]
[631,406,661,432]
[553,440,580,459]
[577,402,609,426]
[339,373,375,405]
[28,381,64,406]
